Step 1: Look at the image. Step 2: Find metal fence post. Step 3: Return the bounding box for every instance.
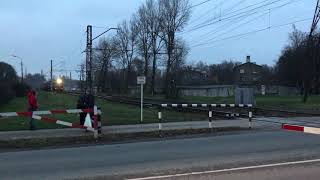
[97,107,102,134]
[158,106,162,137]
[93,105,98,139]
[249,106,253,129]
[209,107,213,131]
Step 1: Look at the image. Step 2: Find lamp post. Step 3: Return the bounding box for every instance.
[11,55,24,82]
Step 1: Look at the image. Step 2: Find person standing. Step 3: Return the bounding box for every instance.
[27,90,38,130]
[77,93,87,125]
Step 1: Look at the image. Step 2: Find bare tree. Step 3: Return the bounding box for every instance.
[114,20,138,91]
[94,37,117,92]
[158,0,191,97]
[135,5,152,88]
[170,38,188,97]
[146,0,164,96]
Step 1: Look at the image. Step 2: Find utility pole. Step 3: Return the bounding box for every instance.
[80,64,85,91]
[84,26,117,94]
[86,25,93,93]
[303,0,320,102]
[20,60,23,82]
[70,72,72,80]
[50,60,53,91]
[11,55,24,82]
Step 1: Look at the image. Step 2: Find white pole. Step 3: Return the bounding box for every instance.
[141,84,143,123]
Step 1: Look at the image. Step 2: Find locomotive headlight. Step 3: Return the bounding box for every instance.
[56,78,63,85]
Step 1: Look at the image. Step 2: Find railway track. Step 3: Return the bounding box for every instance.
[64,91,244,119]
[63,91,320,118]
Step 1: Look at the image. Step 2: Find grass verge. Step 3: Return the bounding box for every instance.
[0,91,206,131]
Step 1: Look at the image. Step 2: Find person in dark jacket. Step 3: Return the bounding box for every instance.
[78,91,95,125]
[77,94,87,125]
[27,90,38,130]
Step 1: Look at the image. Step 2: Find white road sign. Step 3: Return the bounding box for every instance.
[137,76,146,84]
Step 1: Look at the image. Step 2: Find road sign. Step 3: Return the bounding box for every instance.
[137,76,146,85]
[137,76,146,123]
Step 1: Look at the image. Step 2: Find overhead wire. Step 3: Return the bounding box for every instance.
[190,0,214,9]
[189,0,248,28]
[189,0,225,25]
[190,0,275,30]
[191,0,300,45]
[187,0,286,32]
[187,9,269,43]
[191,17,312,48]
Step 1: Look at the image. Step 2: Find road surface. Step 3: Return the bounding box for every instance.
[1,128,320,179]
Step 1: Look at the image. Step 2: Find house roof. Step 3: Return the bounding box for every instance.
[234,62,262,69]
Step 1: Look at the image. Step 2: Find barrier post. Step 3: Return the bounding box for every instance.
[208,107,213,131]
[93,105,99,139]
[248,106,253,129]
[97,107,102,134]
[158,106,162,137]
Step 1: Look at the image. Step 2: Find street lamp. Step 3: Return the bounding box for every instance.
[11,55,24,82]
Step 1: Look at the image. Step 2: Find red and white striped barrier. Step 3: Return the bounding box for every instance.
[32,115,95,132]
[157,103,253,136]
[0,108,101,118]
[0,106,102,139]
[161,104,253,108]
[282,124,320,135]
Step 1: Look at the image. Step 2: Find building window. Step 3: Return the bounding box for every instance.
[240,69,245,74]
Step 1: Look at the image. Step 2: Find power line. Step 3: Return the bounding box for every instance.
[187,9,269,43]
[191,0,299,45]
[188,0,246,27]
[187,0,287,32]
[195,11,270,45]
[190,0,274,30]
[189,0,224,25]
[190,0,214,9]
[191,17,312,48]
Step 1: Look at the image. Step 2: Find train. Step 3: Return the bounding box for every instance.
[41,77,64,92]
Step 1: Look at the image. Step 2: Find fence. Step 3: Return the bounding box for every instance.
[158,103,253,135]
[0,106,102,139]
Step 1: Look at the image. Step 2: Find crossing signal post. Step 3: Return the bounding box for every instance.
[137,76,146,123]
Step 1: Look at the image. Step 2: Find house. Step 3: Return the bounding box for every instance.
[234,56,262,86]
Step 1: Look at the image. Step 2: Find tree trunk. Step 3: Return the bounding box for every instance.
[151,50,157,96]
[165,33,174,98]
[125,64,131,93]
[165,54,171,98]
[98,61,106,92]
[144,51,149,92]
[303,80,310,103]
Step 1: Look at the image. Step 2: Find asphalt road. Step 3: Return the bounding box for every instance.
[1,129,320,180]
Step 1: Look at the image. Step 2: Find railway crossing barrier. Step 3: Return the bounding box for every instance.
[282,124,320,135]
[0,106,102,139]
[158,103,253,135]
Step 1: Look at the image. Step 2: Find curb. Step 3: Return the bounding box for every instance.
[0,127,248,149]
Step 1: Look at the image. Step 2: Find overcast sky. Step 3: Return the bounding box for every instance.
[0,0,316,79]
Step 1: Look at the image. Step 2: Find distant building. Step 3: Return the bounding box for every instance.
[178,85,234,97]
[234,56,262,86]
